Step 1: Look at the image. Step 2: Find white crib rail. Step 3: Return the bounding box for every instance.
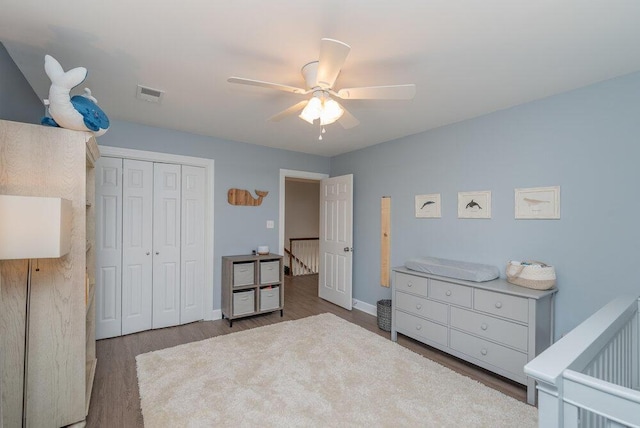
[561,369,640,428]
[525,295,640,428]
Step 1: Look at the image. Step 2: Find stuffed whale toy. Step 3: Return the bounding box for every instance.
[41,55,110,136]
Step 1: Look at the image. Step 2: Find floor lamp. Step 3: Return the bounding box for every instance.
[0,195,72,428]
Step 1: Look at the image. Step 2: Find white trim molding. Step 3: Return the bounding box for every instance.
[352,299,377,317]
[98,145,216,321]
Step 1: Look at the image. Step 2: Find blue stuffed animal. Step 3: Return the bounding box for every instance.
[41,55,110,136]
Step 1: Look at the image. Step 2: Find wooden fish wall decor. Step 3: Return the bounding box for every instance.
[227,188,269,206]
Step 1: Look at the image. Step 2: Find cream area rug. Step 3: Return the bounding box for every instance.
[136,313,537,427]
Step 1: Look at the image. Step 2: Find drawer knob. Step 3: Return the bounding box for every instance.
[481,348,488,356]
[407,281,413,287]
[415,324,422,331]
[481,323,488,331]
[416,304,422,310]
[445,290,452,296]
[495,302,502,309]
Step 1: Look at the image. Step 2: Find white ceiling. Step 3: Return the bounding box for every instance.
[2,1,640,157]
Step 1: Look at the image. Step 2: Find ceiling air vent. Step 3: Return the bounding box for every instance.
[136,85,164,103]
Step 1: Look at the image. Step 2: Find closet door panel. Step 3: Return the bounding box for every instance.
[122,160,153,335]
[152,163,182,329]
[180,166,206,324]
[95,157,123,340]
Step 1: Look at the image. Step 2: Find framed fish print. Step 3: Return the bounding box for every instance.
[415,193,441,218]
[458,191,491,219]
[515,186,560,219]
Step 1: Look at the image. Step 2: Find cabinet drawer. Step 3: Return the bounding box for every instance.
[450,307,528,351]
[395,310,448,347]
[395,291,448,324]
[450,330,527,381]
[428,280,472,308]
[395,272,428,297]
[233,290,255,315]
[233,262,255,287]
[260,286,280,311]
[474,289,528,323]
[260,261,280,284]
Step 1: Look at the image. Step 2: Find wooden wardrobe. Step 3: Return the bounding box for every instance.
[0,119,99,427]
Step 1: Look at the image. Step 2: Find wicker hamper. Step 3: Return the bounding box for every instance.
[377,299,392,331]
[506,261,556,290]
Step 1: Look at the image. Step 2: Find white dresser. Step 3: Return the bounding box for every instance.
[391,267,557,405]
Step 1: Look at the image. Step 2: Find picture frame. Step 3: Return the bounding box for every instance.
[458,191,491,219]
[415,193,441,218]
[515,186,560,219]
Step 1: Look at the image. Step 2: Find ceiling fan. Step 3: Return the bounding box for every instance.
[227,38,416,135]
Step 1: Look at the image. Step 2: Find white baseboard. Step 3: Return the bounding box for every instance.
[352,299,377,317]
[209,309,222,321]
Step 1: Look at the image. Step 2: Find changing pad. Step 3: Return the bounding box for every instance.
[404,257,500,282]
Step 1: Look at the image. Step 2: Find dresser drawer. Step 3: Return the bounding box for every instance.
[428,280,472,308]
[395,272,428,297]
[450,306,528,351]
[474,289,528,323]
[395,291,448,324]
[450,329,527,381]
[395,310,448,347]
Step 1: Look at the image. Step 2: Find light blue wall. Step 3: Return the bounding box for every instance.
[98,120,330,308]
[3,44,639,334]
[331,71,640,337]
[0,42,43,124]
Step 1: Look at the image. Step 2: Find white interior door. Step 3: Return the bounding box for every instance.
[152,163,182,329]
[95,157,123,339]
[122,159,153,335]
[180,165,205,324]
[318,174,353,310]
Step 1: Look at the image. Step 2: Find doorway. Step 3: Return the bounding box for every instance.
[279,169,327,294]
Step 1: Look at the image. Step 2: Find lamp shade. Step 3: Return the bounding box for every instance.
[0,195,72,260]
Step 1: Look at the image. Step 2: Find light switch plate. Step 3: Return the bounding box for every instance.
[266,220,274,229]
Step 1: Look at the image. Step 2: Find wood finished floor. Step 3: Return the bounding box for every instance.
[87,274,527,427]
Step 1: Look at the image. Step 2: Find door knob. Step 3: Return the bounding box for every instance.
[146,252,150,256]
[155,251,160,255]
[343,247,353,252]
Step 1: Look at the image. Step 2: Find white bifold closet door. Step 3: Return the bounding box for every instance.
[180,165,206,324]
[152,163,182,329]
[95,158,205,340]
[122,159,153,335]
[96,157,124,339]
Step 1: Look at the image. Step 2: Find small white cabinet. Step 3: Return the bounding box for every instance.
[391,267,557,405]
[222,254,284,326]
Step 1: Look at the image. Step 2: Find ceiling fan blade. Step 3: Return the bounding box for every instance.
[228,77,308,95]
[316,38,351,89]
[269,100,309,122]
[337,84,416,100]
[338,105,359,129]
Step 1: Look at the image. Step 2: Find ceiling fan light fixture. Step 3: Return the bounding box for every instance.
[320,98,344,125]
[299,93,343,126]
[299,96,322,124]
